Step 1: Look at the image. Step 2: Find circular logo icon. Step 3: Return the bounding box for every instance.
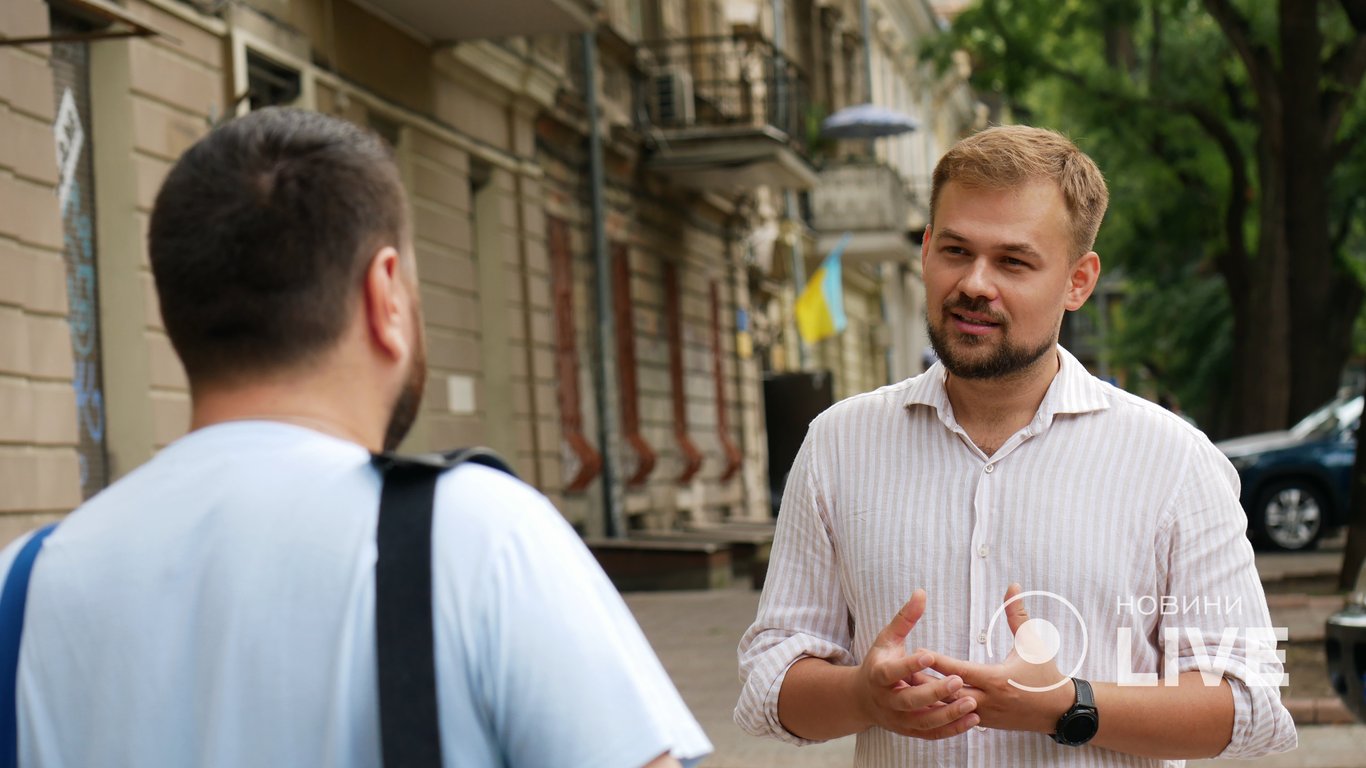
[984,590,1088,692]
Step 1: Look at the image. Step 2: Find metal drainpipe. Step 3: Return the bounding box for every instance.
[786,190,811,370]
[864,0,898,385]
[771,1,811,371]
[584,30,625,539]
[860,0,874,101]
[860,0,876,159]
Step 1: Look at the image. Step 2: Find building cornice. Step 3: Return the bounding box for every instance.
[444,41,563,112]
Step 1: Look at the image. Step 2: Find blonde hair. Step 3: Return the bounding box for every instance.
[930,125,1109,257]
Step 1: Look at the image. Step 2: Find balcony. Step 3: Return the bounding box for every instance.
[637,34,818,194]
[809,161,917,265]
[355,0,597,43]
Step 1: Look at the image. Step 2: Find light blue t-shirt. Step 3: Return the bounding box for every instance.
[1,422,711,767]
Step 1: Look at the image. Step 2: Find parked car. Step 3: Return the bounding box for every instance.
[1327,559,1366,723]
[1216,394,1361,551]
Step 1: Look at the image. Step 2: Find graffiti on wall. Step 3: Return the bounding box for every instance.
[53,87,106,495]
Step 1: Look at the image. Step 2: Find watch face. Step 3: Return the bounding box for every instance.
[1061,710,1099,744]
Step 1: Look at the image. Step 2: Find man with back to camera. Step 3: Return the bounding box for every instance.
[0,108,711,767]
[735,125,1296,765]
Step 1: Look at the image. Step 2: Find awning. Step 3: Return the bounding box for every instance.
[3,0,173,47]
[353,0,598,44]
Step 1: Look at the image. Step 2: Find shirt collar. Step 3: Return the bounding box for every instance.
[903,345,1111,432]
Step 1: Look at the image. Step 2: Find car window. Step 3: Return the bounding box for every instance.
[1290,400,1341,440]
[1291,395,1363,441]
[1340,396,1363,438]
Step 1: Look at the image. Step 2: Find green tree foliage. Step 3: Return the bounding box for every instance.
[926,0,1366,439]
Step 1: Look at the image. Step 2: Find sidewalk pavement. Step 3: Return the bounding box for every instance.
[624,587,1365,768]
[625,587,855,767]
[1253,544,1345,584]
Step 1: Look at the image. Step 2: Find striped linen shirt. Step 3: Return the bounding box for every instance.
[736,346,1296,766]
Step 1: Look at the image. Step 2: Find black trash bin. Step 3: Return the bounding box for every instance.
[762,371,834,517]
[1326,565,1366,723]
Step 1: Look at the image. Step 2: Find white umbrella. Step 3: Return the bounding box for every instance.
[820,103,920,140]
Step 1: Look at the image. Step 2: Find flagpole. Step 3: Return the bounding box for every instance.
[785,190,811,369]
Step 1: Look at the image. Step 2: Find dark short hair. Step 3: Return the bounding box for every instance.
[149,107,408,385]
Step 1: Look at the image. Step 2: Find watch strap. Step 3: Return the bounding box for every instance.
[1073,677,1095,708]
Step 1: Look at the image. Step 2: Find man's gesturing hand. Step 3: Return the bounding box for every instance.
[924,584,1074,734]
[853,589,980,739]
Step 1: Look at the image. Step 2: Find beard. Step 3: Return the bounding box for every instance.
[381,319,427,452]
[926,296,1056,380]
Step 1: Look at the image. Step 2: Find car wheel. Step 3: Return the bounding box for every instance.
[1253,479,1327,551]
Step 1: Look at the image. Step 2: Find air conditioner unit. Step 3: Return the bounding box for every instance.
[650,66,695,127]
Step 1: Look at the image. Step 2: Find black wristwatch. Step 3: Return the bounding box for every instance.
[1052,678,1099,746]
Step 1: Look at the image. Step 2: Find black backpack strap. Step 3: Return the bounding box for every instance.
[371,448,514,768]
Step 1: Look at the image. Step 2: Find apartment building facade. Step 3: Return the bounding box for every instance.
[0,0,979,540]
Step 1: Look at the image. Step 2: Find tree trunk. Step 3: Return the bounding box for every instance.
[1276,0,1366,591]
[1280,0,1360,423]
[1225,280,1291,438]
[1221,97,1292,438]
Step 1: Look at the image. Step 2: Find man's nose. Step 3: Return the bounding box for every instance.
[957,257,998,301]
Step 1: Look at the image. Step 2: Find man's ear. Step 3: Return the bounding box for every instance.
[362,246,409,362]
[1064,251,1101,311]
[920,225,932,273]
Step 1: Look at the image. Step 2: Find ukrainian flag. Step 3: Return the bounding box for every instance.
[795,233,850,344]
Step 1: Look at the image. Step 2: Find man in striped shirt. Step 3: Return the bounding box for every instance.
[736,126,1297,766]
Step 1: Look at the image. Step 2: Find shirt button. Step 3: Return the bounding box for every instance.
[984,463,995,474]
[978,544,989,558]
[977,631,987,644]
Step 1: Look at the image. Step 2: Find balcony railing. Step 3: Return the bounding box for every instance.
[637,34,809,150]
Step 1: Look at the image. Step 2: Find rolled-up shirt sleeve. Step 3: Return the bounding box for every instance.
[735,424,855,744]
[1157,441,1297,759]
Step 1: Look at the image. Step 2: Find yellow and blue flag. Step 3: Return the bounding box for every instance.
[795,233,850,344]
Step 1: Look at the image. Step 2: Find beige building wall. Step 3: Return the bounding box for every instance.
[868,0,983,211]
[0,0,83,542]
[257,8,566,509]
[3,0,977,543]
[743,0,981,396]
[536,52,758,532]
[312,45,564,508]
[729,245,769,521]
[118,3,225,461]
[535,116,600,529]
[0,0,571,537]
[809,264,888,402]
[626,203,747,527]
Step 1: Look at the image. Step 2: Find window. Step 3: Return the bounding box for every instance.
[246,51,301,110]
[368,112,402,150]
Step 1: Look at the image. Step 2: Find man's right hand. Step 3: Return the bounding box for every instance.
[777,589,979,741]
[853,589,980,739]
